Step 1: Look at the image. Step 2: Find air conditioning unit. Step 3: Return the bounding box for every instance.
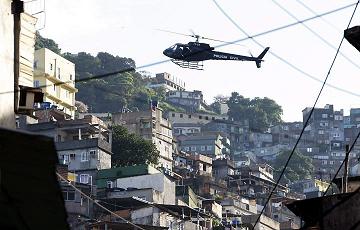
[174,161,179,166]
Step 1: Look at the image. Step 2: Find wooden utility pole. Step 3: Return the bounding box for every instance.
[12,0,23,113]
[343,144,350,193]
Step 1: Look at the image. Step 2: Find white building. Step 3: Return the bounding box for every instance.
[148,72,186,91]
[34,48,78,118]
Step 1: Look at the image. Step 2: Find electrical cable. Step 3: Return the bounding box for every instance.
[56,172,146,230]
[272,0,360,70]
[295,0,342,32]
[212,0,360,98]
[210,0,360,229]
[0,2,358,98]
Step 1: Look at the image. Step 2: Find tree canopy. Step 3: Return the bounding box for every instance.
[271,150,314,184]
[35,31,61,54]
[227,92,283,132]
[111,125,160,167]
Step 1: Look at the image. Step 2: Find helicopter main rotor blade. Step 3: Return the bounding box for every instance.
[157,28,247,47]
[155,29,193,37]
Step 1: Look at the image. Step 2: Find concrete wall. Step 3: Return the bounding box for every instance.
[19,13,36,87]
[0,0,15,128]
[169,111,228,124]
[115,173,175,204]
[58,147,111,171]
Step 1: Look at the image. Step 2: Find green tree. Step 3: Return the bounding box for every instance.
[227,92,283,132]
[38,34,172,113]
[271,150,314,184]
[111,125,160,167]
[35,31,61,54]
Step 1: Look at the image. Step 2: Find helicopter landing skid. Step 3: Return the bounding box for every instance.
[171,59,204,70]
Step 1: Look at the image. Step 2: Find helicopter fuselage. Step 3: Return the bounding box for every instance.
[163,42,268,66]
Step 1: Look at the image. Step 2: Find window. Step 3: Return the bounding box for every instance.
[201,146,205,151]
[184,147,190,151]
[206,145,212,151]
[53,84,56,91]
[62,154,70,164]
[322,114,328,118]
[70,74,73,80]
[63,190,75,201]
[80,174,89,184]
[188,114,192,118]
[318,130,324,134]
[320,122,328,127]
[50,63,53,70]
[199,116,202,119]
[333,133,340,138]
[107,181,113,188]
[70,153,76,160]
[330,161,334,165]
[334,115,343,120]
[307,148,312,153]
[333,142,340,147]
[141,121,151,128]
[172,113,175,117]
[34,80,40,88]
[34,60,38,69]
[180,114,183,118]
[191,146,196,151]
[57,67,61,79]
[205,116,209,120]
[81,152,89,161]
[212,117,215,120]
[89,150,97,157]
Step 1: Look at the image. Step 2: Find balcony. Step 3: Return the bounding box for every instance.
[55,138,111,153]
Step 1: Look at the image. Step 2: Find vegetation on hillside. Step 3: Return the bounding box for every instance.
[227,92,283,132]
[271,150,314,184]
[35,32,169,113]
[111,125,160,167]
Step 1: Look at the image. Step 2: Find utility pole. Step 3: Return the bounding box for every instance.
[12,0,24,113]
[343,144,350,193]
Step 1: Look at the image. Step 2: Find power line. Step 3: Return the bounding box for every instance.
[295,0,342,32]
[0,2,358,99]
[215,2,357,48]
[212,0,360,98]
[56,172,146,230]
[272,0,360,70]
[210,0,360,229]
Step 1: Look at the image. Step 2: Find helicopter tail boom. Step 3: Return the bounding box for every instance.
[255,47,270,68]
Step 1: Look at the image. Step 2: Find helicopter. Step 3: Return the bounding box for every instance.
[162,32,269,70]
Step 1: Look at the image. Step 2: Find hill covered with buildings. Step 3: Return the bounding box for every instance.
[16,32,360,230]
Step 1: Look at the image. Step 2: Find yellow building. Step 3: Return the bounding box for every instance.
[34,48,78,118]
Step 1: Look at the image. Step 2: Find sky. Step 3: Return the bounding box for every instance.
[25,0,360,122]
